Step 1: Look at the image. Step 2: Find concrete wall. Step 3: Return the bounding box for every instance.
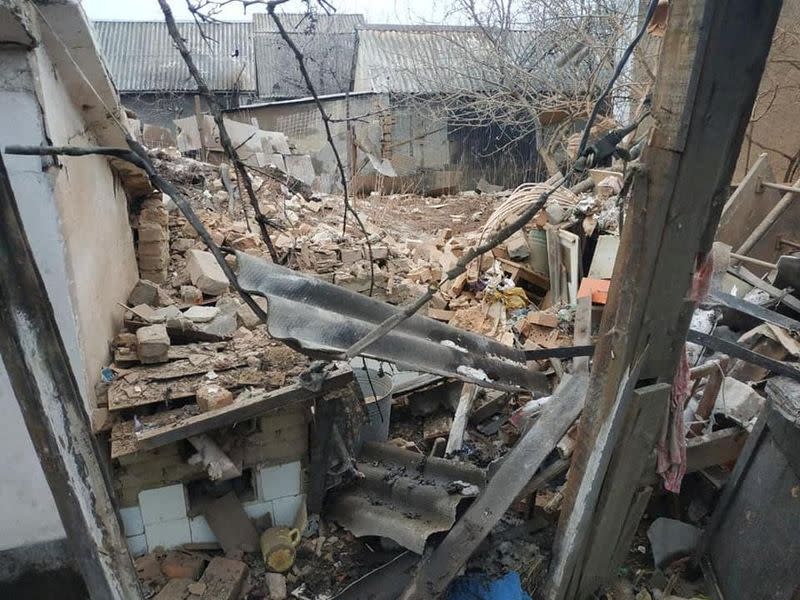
[122,91,259,132]
[0,1,141,554]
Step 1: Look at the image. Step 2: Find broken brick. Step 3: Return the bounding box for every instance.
[136,324,170,364]
[196,384,234,412]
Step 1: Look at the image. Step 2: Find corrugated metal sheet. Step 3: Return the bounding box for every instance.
[327,442,486,554]
[250,13,363,99]
[254,31,357,98]
[253,12,364,34]
[92,20,256,93]
[352,25,589,95]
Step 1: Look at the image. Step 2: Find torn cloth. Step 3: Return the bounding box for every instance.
[657,252,714,493]
[657,348,689,493]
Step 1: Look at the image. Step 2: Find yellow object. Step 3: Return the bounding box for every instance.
[260,527,301,573]
[486,286,529,309]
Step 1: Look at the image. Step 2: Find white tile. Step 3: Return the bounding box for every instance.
[244,500,274,521]
[120,506,144,537]
[272,495,305,527]
[256,461,302,502]
[126,534,148,557]
[144,517,191,550]
[189,515,217,544]
[138,484,187,525]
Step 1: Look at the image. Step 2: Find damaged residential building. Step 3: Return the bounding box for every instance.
[2,0,800,600]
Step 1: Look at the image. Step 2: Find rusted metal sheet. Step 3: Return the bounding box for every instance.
[235,252,549,393]
[326,442,485,554]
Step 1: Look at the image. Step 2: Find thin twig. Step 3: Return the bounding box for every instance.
[157,0,280,263]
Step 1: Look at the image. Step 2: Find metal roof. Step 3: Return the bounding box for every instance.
[92,20,256,93]
[352,25,590,95]
[251,13,364,99]
[253,12,364,34]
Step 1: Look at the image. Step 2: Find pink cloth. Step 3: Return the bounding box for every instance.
[657,252,713,493]
[657,349,689,493]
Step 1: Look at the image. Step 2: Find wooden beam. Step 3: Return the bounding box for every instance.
[0,154,141,598]
[135,366,353,450]
[686,428,748,473]
[728,265,800,314]
[548,1,783,598]
[445,383,477,458]
[573,295,592,372]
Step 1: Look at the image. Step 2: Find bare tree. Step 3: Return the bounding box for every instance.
[387,0,645,176]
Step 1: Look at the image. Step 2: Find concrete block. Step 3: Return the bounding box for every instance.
[284,155,316,185]
[128,279,160,306]
[256,461,302,502]
[265,573,287,600]
[236,297,268,329]
[183,306,220,323]
[647,518,701,570]
[144,517,191,550]
[272,494,305,527]
[180,285,203,305]
[136,324,170,364]
[120,506,144,537]
[189,516,217,544]
[126,534,148,557]
[195,384,234,412]
[186,249,229,296]
[139,484,187,525]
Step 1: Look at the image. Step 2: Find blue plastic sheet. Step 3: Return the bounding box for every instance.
[448,572,532,600]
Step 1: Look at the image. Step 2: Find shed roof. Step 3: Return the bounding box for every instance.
[252,13,364,99]
[93,20,256,93]
[352,25,589,95]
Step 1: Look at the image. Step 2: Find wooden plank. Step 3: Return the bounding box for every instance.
[445,384,477,458]
[707,289,800,332]
[717,154,782,251]
[727,265,800,314]
[0,154,141,598]
[550,0,783,596]
[573,295,592,372]
[572,384,669,597]
[686,428,748,472]
[200,491,260,554]
[135,366,354,450]
[400,372,589,600]
[686,329,800,382]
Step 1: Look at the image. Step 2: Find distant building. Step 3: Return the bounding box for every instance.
[93,20,257,129]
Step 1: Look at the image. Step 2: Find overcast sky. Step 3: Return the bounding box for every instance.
[79,0,456,24]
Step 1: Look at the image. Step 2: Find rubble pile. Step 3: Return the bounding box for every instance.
[90,145,800,600]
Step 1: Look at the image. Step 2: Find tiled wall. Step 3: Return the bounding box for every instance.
[122,460,305,556]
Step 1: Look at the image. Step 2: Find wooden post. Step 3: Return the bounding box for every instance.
[547,1,783,598]
[0,154,142,598]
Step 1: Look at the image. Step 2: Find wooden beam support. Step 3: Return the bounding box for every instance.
[548,1,783,598]
[0,154,141,598]
[135,366,354,450]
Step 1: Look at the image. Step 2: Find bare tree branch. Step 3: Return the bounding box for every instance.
[157,0,280,262]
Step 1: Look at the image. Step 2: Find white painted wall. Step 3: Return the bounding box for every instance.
[0,3,139,551]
